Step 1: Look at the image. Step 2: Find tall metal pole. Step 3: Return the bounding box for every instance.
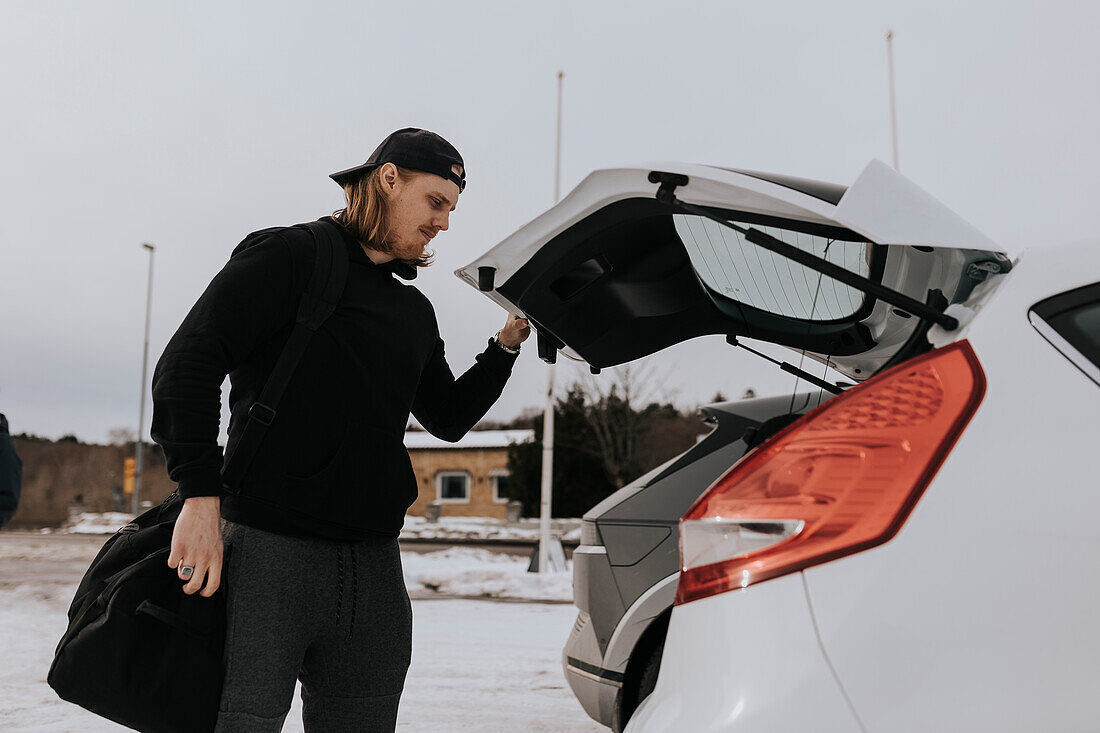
[538,70,564,574]
[554,70,563,204]
[886,29,900,171]
[133,243,156,516]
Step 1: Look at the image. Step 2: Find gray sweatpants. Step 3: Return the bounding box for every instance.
[215,519,412,732]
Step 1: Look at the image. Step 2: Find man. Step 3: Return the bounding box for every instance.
[0,413,22,529]
[151,128,530,731]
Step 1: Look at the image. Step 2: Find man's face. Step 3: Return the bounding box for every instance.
[381,162,462,259]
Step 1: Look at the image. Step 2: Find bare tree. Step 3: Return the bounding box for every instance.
[107,427,136,446]
[572,361,681,487]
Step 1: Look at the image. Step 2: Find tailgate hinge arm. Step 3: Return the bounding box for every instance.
[648,171,690,206]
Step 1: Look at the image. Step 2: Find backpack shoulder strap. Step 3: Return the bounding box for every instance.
[220,220,349,493]
[295,220,350,329]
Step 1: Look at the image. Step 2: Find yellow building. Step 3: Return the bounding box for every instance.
[405,429,534,519]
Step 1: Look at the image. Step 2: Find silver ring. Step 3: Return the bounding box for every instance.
[179,565,194,579]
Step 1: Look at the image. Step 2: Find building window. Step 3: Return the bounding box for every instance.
[436,471,471,504]
[490,470,511,504]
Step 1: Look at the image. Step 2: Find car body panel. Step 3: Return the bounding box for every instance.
[563,574,680,728]
[629,240,1100,732]
[600,524,672,567]
[608,532,678,624]
[833,159,1005,253]
[624,574,861,733]
[563,610,622,724]
[602,573,679,673]
[572,544,626,649]
[801,240,1100,731]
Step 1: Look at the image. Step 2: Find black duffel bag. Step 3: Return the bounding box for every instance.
[47,492,229,732]
[47,219,349,731]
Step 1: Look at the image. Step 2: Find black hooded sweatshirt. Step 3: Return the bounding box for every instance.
[150,217,520,541]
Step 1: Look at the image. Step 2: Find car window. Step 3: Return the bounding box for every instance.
[1030,282,1100,387]
[672,215,870,321]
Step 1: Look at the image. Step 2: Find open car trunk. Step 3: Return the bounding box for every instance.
[456,159,1011,381]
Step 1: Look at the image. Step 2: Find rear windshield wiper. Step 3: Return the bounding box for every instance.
[650,172,960,331]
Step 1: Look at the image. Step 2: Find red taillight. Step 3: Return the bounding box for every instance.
[675,340,986,605]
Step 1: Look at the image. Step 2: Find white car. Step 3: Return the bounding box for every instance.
[625,225,1100,728]
[456,159,1097,731]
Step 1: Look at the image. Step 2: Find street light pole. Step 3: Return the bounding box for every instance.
[886,29,900,171]
[537,70,564,574]
[133,242,156,516]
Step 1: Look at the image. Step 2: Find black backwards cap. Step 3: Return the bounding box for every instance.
[329,127,465,192]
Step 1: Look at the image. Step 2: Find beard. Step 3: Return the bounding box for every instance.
[380,228,433,265]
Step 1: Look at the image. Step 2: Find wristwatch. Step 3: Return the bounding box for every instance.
[493,330,521,355]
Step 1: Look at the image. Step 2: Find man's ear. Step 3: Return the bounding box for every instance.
[379,162,399,193]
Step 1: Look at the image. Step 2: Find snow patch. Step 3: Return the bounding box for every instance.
[63,512,133,535]
[403,547,572,602]
[56,512,585,543]
[401,515,582,542]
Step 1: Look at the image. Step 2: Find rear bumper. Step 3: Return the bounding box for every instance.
[563,611,621,727]
[625,573,860,733]
[565,542,629,727]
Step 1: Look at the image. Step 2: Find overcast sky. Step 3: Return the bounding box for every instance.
[2,0,1098,443]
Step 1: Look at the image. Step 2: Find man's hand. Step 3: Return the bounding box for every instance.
[499,313,530,349]
[168,496,223,597]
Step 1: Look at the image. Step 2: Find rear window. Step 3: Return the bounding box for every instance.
[1030,282,1100,387]
[673,214,871,321]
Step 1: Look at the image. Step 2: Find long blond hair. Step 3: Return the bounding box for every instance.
[332,166,434,268]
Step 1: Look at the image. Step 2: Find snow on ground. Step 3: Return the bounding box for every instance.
[0,589,600,732]
[0,533,600,732]
[62,512,134,535]
[1,534,573,603]
[57,512,585,543]
[400,516,583,543]
[403,548,572,602]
